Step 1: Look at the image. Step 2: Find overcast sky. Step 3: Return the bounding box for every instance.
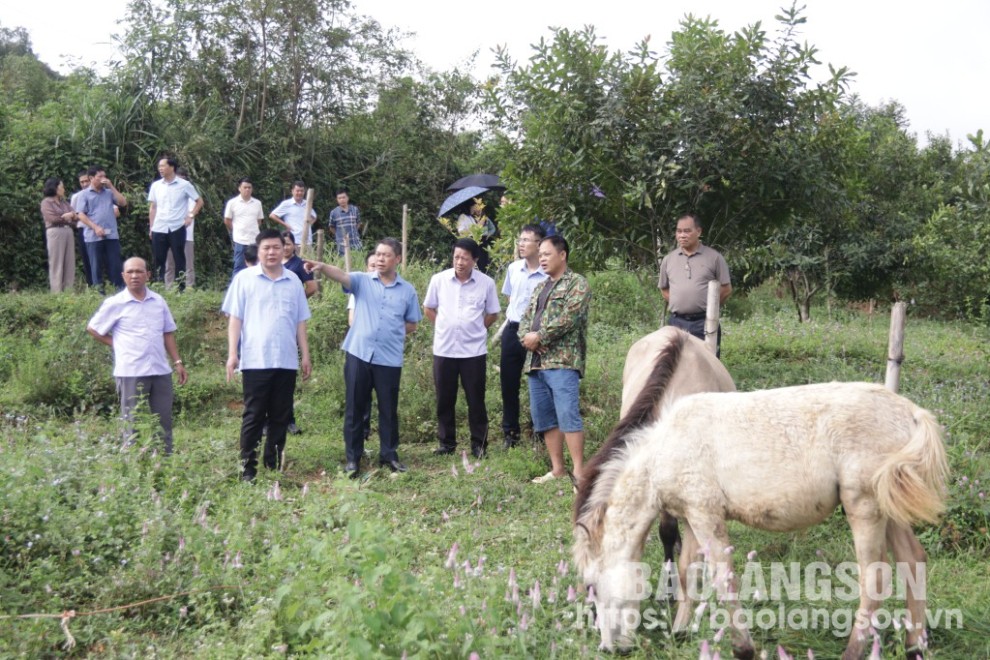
[3,0,986,148]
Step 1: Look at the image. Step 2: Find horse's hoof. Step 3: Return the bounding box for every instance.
[732,644,755,660]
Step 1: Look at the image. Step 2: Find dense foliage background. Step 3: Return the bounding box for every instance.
[1,0,988,316]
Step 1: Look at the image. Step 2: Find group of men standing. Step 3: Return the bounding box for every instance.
[83,197,730,487]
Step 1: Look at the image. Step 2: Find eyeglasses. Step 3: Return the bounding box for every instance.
[517,238,537,244]
[684,261,692,279]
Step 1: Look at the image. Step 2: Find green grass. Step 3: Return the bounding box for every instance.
[1,275,988,658]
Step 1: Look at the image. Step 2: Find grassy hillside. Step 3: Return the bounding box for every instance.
[1,271,988,658]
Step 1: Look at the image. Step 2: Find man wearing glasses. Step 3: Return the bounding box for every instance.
[499,224,547,448]
[658,213,732,355]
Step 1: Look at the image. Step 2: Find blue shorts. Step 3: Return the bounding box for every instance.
[528,369,583,433]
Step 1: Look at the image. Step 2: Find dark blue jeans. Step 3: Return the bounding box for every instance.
[86,239,124,292]
[233,242,255,278]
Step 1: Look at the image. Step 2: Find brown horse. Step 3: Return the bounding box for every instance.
[574,382,948,660]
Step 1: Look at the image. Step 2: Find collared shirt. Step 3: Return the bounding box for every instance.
[87,288,177,378]
[424,268,500,358]
[271,198,316,246]
[148,177,200,233]
[501,259,548,322]
[519,268,591,377]
[343,271,422,367]
[224,196,265,246]
[328,205,362,253]
[282,255,314,284]
[658,244,731,315]
[77,187,120,242]
[221,265,311,370]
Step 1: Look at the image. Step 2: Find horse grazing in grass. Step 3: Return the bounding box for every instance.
[579,327,735,565]
[574,382,948,660]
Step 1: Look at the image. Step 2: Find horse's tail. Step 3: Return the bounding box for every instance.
[874,407,949,527]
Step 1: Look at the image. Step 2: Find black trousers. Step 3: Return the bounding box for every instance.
[433,354,488,451]
[152,226,187,290]
[344,353,402,463]
[499,321,526,434]
[240,368,296,477]
[668,313,722,358]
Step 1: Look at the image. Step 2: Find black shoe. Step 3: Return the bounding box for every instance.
[240,472,256,483]
[379,459,408,473]
[344,461,359,478]
[432,446,456,456]
[503,431,520,449]
[287,423,301,435]
[471,445,487,459]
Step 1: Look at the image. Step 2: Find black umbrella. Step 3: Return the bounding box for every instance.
[438,186,490,218]
[446,174,504,192]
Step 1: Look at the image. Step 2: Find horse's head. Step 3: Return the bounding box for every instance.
[574,532,648,652]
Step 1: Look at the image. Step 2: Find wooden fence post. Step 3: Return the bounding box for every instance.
[401,204,409,272]
[301,188,316,258]
[885,302,907,392]
[704,279,721,355]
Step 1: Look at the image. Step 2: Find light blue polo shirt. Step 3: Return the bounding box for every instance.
[343,271,422,367]
[221,265,311,370]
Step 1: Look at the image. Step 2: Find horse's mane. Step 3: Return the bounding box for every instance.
[574,330,687,523]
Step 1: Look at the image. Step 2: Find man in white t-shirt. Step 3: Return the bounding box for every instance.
[224,177,265,276]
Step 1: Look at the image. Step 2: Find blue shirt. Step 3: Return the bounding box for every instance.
[271,198,316,246]
[221,265,312,370]
[501,259,548,323]
[328,205,362,254]
[343,271,422,367]
[78,187,120,242]
[148,177,200,232]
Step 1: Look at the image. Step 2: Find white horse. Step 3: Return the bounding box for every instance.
[574,382,948,660]
[577,327,735,564]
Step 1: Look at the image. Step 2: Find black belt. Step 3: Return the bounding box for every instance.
[671,312,705,322]
[506,321,520,327]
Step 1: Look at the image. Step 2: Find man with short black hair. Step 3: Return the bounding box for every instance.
[658,213,732,355]
[224,178,265,276]
[499,224,547,448]
[424,238,500,458]
[87,257,188,454]
[223,229,312,481]
[270,181,317,248]
[77,166,128,292]
[148,156,203,290]
[328,187,362,256]
[304,238,420,476]
[71,169,94,286]
[520,235,591,484]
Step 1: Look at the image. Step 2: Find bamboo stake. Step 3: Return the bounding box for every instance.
[343,234,351,273]
[301,188,316,258]
[401,204,409,272]
[884,302,907,392]
[704,279,720,355]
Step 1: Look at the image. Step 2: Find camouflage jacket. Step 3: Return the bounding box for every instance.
[518,268,591,377]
